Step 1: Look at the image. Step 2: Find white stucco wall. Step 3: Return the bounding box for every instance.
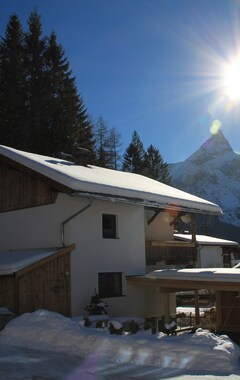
[0,194,147,317]
[145,287,176,325]
[145,210,175,273]
[65,197,147,316]
[198,246,223,268]
[145,210,173,241]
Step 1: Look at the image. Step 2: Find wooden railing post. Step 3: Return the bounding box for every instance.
[191,214,197,267]
[194,290,200,325]
[191,214,196,243]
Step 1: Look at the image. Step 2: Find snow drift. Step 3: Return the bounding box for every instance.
[1,309,240,377]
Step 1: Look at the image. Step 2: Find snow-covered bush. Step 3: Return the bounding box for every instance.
[84,291,108,315]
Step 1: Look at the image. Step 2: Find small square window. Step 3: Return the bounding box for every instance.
[98,272,122,298]
[102,214,117,238]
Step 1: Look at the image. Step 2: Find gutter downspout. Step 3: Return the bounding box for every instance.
[61,198,93,247]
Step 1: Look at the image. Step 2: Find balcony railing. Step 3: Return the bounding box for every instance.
[146,240,197,266]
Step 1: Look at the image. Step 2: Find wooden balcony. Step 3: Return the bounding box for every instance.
[146,241,197,266]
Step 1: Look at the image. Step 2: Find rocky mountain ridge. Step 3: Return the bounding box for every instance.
[168,130,240,240]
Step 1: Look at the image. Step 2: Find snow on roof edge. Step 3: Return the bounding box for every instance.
[0,145,222,216]
[146,267,240,283]
[72,190,222,216]
[174,233,239,246]
[0,248,60,275]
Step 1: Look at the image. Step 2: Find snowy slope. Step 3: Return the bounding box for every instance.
[168,130,240,227]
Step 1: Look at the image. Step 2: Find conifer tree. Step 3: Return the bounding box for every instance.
[73,98,96,165]
[73,97,95,165]
[94,116,111,168]
[43,31,95,162]
[122,130,145,173]
[24,9,46,152]
[94,118,122,169]
[108,127,122,170]
[42,31,68,155]
[0,10,95,163]
[144,144,171,184]
[0,14,26,148]
[25,11,95,161]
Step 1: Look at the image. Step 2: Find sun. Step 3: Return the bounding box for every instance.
[223,58,240,101]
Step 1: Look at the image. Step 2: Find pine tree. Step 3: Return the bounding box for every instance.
[144,144,171,184]
[122,130,145,173]
[43,31,95,162]
[108,127,122,170]
[0,10,95,163]
[43,32,95,163]
[24,9,46,152]
[93,118,122,169]
[42,31,68,155]
[73,97,95,165]
[94,116,111,168]
[0,14,26,148]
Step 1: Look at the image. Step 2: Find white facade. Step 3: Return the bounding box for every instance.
[0,193,146,316]
[0,192,181,318]
[145,210,173,241]
[198,246,223,268]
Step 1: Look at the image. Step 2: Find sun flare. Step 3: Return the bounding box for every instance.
[223,59,240,101]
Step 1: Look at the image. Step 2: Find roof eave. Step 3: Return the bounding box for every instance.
[70,190,223,217]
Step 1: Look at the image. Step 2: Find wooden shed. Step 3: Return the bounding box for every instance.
[0,244,75,316]
[127,268,240,333]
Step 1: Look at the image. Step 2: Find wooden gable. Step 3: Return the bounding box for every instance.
[0,160,59,213]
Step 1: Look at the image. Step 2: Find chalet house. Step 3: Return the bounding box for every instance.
[174,234,239,268]
[0,145,223,319]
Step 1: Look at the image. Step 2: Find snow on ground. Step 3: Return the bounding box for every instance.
[0,309,240,379]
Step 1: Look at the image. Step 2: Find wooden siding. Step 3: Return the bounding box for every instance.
[146,241,197,265]
[0,161,58,212]
[18,252,71,316]
[0,245,74,316]
[216,291,240,332]
[0,275,17,312]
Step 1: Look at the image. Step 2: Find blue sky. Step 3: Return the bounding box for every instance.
[1,0,240,163]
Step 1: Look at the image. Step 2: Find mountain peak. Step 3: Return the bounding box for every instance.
[187,130,233,164]
[168,129,240,232]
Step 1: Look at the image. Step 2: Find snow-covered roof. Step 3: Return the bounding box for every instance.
[0,145,223,216]
[146,268,240,283]
[174,234,239,246]
[0,248,59,275]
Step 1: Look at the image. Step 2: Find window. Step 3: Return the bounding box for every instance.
[98,272,122,298]
[102,214,117,238]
